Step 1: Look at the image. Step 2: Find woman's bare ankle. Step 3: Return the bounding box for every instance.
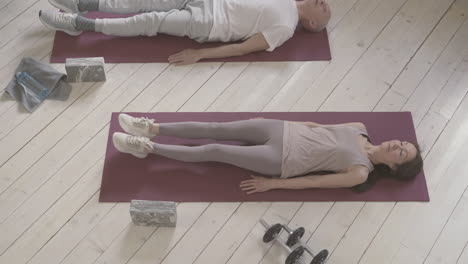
[150,123,159,136]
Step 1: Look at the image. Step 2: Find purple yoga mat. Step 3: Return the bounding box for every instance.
[50,12,331,63]
[100,112,429,202]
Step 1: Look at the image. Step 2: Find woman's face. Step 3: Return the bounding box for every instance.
[378,140,418,169]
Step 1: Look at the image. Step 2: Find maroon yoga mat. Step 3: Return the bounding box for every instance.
[50,12,331,63]
[100,112,429,202]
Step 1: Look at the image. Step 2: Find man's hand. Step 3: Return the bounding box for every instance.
[168,49,203,66]
[240,175,275,194]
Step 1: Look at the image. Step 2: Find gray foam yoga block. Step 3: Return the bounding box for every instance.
[130,200,177,227]
[65,57,106,82]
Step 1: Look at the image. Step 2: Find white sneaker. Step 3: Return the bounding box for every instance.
[118,114,157,138]
[39,10,82,36]
[48,0,82,13]
[112,132,152,158]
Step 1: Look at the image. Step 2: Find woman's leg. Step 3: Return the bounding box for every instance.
[157,119,284,145]
[152,143,282,176]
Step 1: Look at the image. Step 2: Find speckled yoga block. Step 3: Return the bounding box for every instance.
[65,57,106,82]
[130,200,177,227]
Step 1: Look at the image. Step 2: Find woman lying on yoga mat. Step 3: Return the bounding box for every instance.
[38,0,331,65]
[112,114,423,194]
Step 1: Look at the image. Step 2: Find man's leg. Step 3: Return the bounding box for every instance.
[48,0,191,13]
[96,0,190,13]
[152,143,282,176]
[39,8,196,37]
[41,0,213,39]
[93,0,212,38]
[92,9,191,36]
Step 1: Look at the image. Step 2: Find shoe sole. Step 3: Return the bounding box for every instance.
[39,11,83,36]
[112,134,148,159]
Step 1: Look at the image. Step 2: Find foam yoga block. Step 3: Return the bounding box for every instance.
[129,200,177,227]
[65,57,106,82]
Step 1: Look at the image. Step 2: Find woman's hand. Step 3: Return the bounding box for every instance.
[240,175,275,194]
[168,49,203,66]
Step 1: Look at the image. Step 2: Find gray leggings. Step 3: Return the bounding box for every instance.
[95,0,213,42]
[152,119,284,176]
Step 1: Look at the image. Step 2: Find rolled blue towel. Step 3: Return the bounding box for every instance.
[5,57,71,112]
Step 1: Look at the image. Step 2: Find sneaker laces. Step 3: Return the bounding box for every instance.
[132,117,155,129]
[126,136,148,148]
[55,13,75,26]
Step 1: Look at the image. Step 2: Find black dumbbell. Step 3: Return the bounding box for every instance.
[311,249,328,264]
[286,248,328,264]
[286,227,305,247]
[263,222,305,246]
[285,246,305,264]
[263,223,283,243]
[260,219,329,264]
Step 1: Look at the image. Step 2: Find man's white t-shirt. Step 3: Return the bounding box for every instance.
[209,0,299,51]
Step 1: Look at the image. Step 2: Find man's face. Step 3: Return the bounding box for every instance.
[304,0,331,32]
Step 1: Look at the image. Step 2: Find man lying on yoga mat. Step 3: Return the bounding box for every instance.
[39,0,331,65]
[112,114,423,194]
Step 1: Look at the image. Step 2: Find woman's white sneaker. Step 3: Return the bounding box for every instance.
[112,132,152,158]
[118,114,157,138]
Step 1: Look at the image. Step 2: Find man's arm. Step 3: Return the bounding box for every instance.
[168,33,270,65]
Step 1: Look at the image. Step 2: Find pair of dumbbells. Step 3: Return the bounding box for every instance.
[260,219,329,264]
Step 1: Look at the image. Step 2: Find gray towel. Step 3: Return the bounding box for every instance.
[5,57,71,112]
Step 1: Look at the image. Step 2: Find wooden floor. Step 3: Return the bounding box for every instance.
[1,0,468,263]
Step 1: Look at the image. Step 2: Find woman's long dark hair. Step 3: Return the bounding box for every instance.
[351,142,424,193]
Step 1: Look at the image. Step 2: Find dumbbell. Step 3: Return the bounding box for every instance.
[260,219,329,264]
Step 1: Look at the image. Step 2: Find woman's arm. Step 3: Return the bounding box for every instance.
[272,169,368,189]
[240,166,368,194]
[296,121,366,130]
[248,118,366,131]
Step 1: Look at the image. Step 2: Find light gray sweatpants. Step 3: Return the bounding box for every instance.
[152,119,284,176]
[96,0,213,42]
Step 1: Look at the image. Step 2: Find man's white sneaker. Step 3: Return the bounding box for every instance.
[112,132,152,159]
[48,0,82,13]
[118,114,158,138]
[39,10,82,36]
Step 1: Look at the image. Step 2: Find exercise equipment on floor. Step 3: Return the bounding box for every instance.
[260,218,329,264]
[5,57,71,112]
[130,200,177,227]
[65,57,107,82]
